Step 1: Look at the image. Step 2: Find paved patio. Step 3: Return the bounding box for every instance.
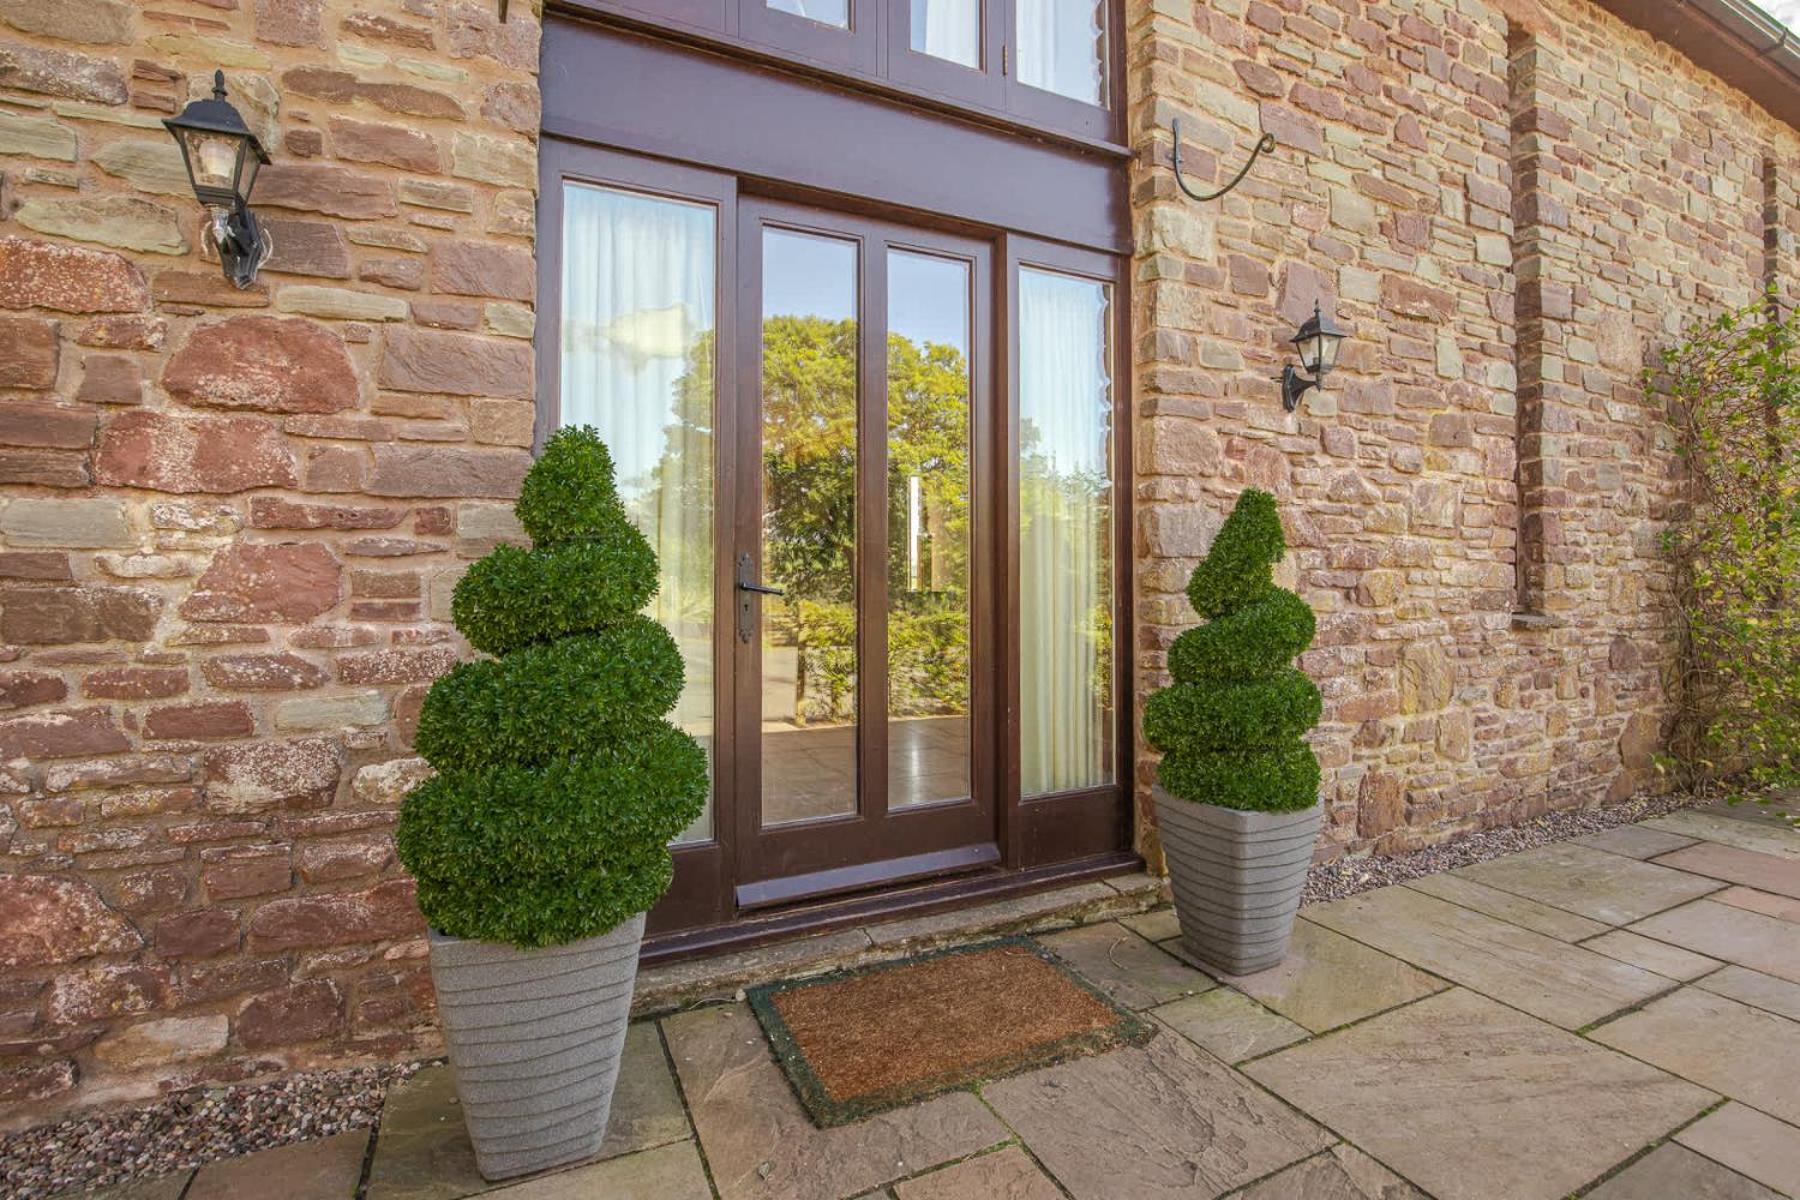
[78,803,1800,1200]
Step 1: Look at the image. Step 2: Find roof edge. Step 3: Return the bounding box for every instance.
[1587,0,1800,134]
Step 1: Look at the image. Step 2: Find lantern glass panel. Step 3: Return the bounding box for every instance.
[1317,327,1344,373]
[184,130,239,192]
[235,146,260,201]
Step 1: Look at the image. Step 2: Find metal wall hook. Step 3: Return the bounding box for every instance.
[1170,117,1277,203]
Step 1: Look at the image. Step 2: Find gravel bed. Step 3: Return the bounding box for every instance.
[1302,790,1707,905]
[0,1061,424,1200]
[0,790,1739,1200]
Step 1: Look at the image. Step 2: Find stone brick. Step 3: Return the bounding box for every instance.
[90,138,190,197]
[76,355,145,405]
[249,497,405,531]
[0,670,68,710]
[201,843,292,899]
[255,0,323,45]
[377,326,532,398]
[297,834,393,883]
[94,411,299,494]
[237,979,343,1048]
[275,286,408,322]
[349,756,431,807]
[258,218,352,279]
[1400,641,1454,714]
[162,317,359,415]
[144,700,255,740]
[0,1061,75,1104]
[14,196,186,257]
[180,543,342,624]
[1356,772,1404,839]
[0,317,58,388]
[254,163,399,220]
[341,12,435,48]
[428,241,533,300]
[0,707,130,758]
[152,270,272,309]
[155,909,239,958]
[0,402,96,451]
[336,646,458,685]
[274,690,387,731]
[331,117,442,173]
[481,80,539,132]
[1,497,128,548]
[46,962,171,1025]
[0,584,160,644]
[108,866,189,915]
[94,1015,228,1068]
[201,653,327,691]
[0,876,142,967]
[0,107,77,159]
[369,443,529,498]
[0,238,149,314]
[0,552,71,580]
[281,65,464,120]
[204,736,341,812]
[0,43,127,104]
[247,879,423,951]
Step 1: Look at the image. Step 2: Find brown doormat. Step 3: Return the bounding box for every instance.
[747,937,1152,1127]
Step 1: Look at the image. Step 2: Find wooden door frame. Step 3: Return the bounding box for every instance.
[731,196,1000,908]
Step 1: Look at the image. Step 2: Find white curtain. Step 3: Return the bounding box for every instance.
[912,0,980,67]
[560,182,716,841]
[766,0,848,27]
[1015,0,1105,104]
[1018,268,1113,796]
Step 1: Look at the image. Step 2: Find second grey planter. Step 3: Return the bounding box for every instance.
[1153,785,1321,976]
[426,913,644,1182]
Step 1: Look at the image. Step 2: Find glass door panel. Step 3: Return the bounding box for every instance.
[559,181,718,842]
[909,0,979,66]
[767,0,847,27]
[886,250,972,808]
[758,228,861,826]
[1017,266,1114,797]
[1015,0,1106,104]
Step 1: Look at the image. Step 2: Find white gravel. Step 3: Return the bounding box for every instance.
[1,1061,422,1200]
[1302,791,1706,905]
[0,790,1731,1200]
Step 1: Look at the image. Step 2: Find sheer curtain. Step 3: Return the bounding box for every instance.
[1015,0,1105,104]
[561,182,717,840]
[911,0,979,67]
[1018,268,1113,797]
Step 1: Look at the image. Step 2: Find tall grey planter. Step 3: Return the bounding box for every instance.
[1153,786,1320,976]
[426,913,644,1181]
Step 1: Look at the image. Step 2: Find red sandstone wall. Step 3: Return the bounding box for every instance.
[1126,0,1800,869]
[0,0,540,1124]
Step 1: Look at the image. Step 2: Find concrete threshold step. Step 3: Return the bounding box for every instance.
[630,871,1167,1017]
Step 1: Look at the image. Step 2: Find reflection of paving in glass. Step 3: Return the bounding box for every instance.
[762,715,970,825]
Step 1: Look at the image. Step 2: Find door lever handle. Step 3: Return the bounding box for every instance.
[735,553,782,642]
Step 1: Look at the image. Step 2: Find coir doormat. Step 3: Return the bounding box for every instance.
[747,937,1152,1127]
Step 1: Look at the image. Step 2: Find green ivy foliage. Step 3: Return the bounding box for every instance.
[1148,489,1322,812]
[396,427,707,947]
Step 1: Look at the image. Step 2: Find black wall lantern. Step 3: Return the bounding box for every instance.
[1281,302,1347,412]
[164,71,272,289]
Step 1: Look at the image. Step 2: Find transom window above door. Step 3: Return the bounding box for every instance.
[567,0,1119,141]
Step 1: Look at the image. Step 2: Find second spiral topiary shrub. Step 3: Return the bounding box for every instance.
[1144,488,1321,812]
[396,426,708,948]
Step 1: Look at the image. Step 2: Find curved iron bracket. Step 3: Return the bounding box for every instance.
[1170,118,1277,203]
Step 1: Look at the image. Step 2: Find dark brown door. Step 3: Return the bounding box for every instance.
[731,198,999,907]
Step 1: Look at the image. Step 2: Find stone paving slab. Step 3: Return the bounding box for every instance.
[366,1068,488,1200]
[484,1141,711,1200]
[983,1024,1332,1200]
[1695,964,1800,1021]
[71,1178,191,1200]
[1404,871,1610,941]
[1590,987,1800,1125]
[1575,825,1698,860]
[1037,921,1212,1010]
[1580,929,1721,981]
[601,1022,692,1159]
[662,1003,1008,1200]
[1714,885,1800,924]
[186,1131,368,1200]
[1218,919,1446,1034]
[1119,907,1181,943]
[1454,842,1723,925]
[1653,843,1800,900]
[1304,886,1671,1029]
[1229,1146,1426,1200]
[1675,1103,1800,1197]
[889,1146,1062,1200]
[1643,811,1800,860]
[1151,988,1307,1064]
[1583,1142,1780,1200]
[1244,988,1716,1200]
[1628,899,1800,984]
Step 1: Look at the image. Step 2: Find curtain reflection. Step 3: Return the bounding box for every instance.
[910,0,979,67]
[1019,268,1113,796]
[561,182,716,841]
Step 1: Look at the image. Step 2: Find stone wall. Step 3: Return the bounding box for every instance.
[0,0,541,1124]
[1126,0,1800,868]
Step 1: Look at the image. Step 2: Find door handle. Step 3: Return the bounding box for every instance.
[736,553,783,642]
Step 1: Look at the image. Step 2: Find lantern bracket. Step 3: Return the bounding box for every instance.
[1170,118,1276,204]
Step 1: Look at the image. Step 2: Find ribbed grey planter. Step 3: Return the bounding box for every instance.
[1153,785,1320,976]
[426,913,644,1181]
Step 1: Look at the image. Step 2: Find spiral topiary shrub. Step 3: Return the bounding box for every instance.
[396,426,708,948]
[1144,488,1322,812]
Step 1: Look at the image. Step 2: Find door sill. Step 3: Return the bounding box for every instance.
[734,842,1001,911]
[640,850,1144,967]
